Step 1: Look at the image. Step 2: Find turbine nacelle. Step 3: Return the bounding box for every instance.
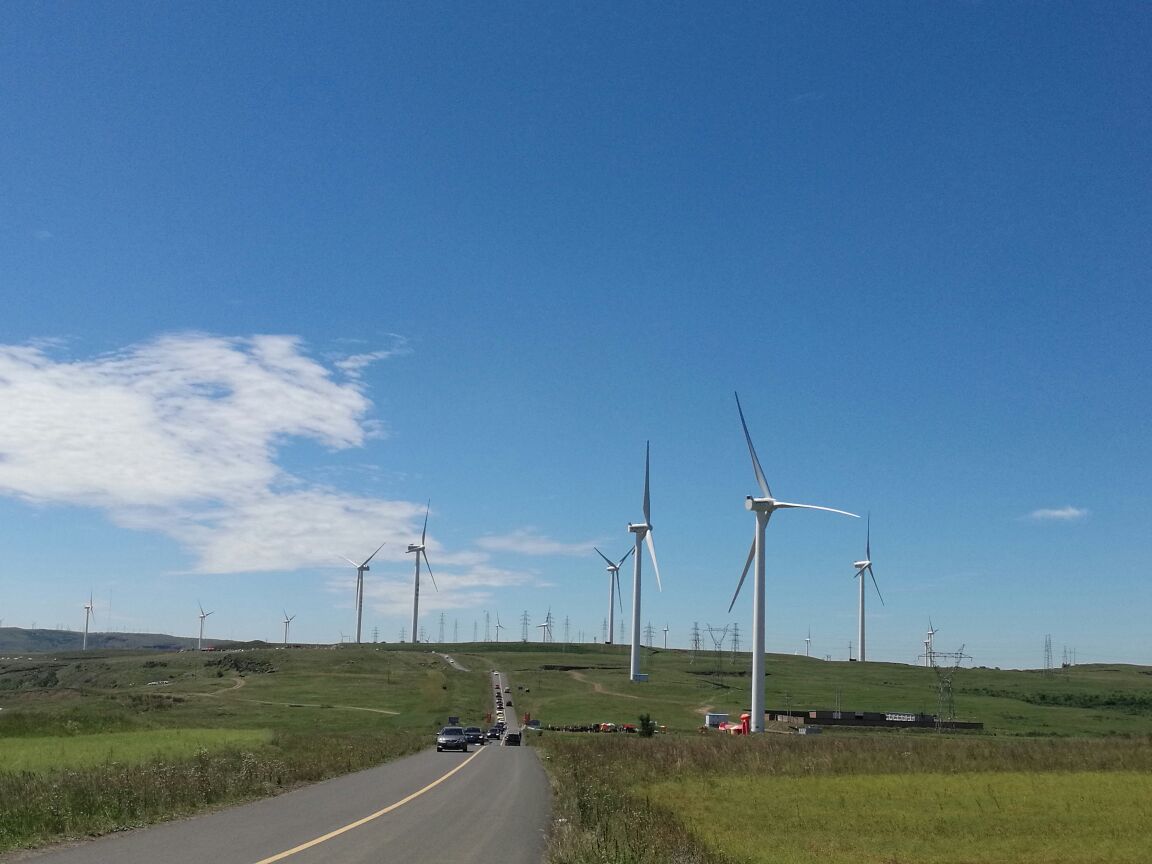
[407,544,423,554]
[853,560,871,570]
[745,496,774,512]
[627,522,651,534]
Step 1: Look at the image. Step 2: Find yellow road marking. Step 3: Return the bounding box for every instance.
[251,747,486,863]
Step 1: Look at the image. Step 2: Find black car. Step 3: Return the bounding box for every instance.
[436,726,468,752]
[463,726,485,745]
[503,732,521,746]
[486,727,502,740]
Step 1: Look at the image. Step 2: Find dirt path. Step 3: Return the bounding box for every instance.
[566,669,640,700]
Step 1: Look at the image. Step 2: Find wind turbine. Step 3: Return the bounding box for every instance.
[494,612,505,642]
[852,514,883,662]
[197,602,214,651]
[805,627,811,658]
[407,502,437,645]
[340,541,385,645]
[594,546,633,646]
[627,441,662,681]
[82,593,93,651]
[282,610,295,646]
[662,623,669,649]
[728,392,857,732]
[926,619,940,667]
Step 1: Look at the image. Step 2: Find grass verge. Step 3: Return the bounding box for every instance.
[539,733,1152,864]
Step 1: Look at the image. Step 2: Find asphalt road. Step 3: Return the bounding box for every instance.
[3,670,549,864]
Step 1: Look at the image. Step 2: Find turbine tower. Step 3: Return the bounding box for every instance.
[728,392,857,732]
[282,610,295,646]
[407,501,437,646]
[852,514,883,662]
[494,613,505,642]
[627,441,662,681]
[805,627,811,658]
[340,541,385,644]
[82,593,93,651]
[926,619,940,667]
[594,546,633,646]
[197,602,214,651]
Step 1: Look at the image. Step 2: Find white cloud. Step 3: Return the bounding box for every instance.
[1027,506,1089,522]
[0,334,420,573]
[476,528,597,557]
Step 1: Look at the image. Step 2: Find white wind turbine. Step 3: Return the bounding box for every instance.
[804,627,811,658]
[627,441,662,681]
[282,610,295,646]
[494,613,505,642]
[197,602,214,651]
[340,541,385,645]
[594,546,633,646]
[407,502,437,645]
[729,393,857,732]
[82,593,93,651]
[925,619,940,667]
[852,514,884,662]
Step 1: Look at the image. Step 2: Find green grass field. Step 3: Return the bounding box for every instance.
[648,771,1152,864]
[0,728,271,773]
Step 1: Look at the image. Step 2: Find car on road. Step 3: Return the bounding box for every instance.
[436,726,469,752]
[503,732,521,746]
[463,726,485,745]
[486,727,502,740]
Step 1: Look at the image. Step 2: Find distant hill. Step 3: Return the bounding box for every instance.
[0,627,266,654]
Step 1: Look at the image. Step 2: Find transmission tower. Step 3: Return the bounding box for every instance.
[705,623,730,680]
[933,644,968,731]
[690,621,701,663]
[484,610,491,642]
[644,621,655,647]
[1044,634,1053,675]
[602,617,608,643]
[372,625,379,643]
[438,612,446,643]
[521,610,531,642]
[564,615,570,645]
[731,622,741,662]
[399,626,407,643]
[453,619,458,642]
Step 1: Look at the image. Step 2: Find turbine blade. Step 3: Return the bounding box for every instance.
[642,441,651,525]
[423,550,438,591]
[338,555,359,567]
[614,571,623,613]
[421,500,430,544]
[735,391,771,499]
[728,540,756,613]
[594,546,615,567]
[869,565,884,606]
[866,512,871,559]
[774,501,859,518]
[645,531,661,591]
[361,541,386,567]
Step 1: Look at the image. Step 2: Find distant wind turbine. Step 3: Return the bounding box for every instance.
[340,541,385,644]
[282,610,295,646]
[926,619,940,667]
[594,546,633,646]
[627,441,662,681]
[82,593,93,651]
[852,514,883,662]
[407,501,437,645]
[197,602,214,651]
[494,612,505,642]
[728,392,857,732]
[805,627,811,658]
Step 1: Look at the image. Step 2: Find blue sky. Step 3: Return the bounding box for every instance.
[1,3,1149,668]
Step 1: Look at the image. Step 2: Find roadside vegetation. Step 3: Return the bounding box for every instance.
[0,645,488,852]
[540,733,1152,864]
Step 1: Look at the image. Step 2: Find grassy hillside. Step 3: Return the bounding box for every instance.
[455,642,1152,736]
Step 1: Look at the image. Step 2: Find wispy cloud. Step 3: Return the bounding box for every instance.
[476,528,597,557]
[334,335,411,377]
[0,333,422,573]
[1026,506,1089,522]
